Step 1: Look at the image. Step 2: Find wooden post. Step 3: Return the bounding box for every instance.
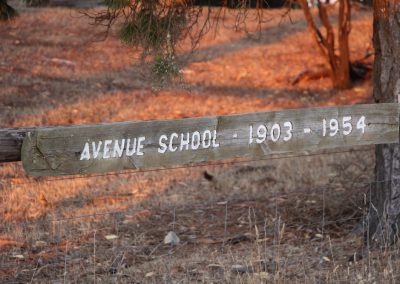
[0,128,32,162]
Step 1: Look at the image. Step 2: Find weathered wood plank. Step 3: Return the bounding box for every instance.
[20,103,399,176]
[0,128,32,163]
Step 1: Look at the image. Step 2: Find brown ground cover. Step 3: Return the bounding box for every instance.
[2,3,398,283]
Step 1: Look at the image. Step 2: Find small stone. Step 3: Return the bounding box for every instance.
[322,256,331,262]
[163,231,180,246]
[231,264,253,274]
[35,241,47,247]
[145,271,156,278]
[11,254,24,259]
[105,234,119,240]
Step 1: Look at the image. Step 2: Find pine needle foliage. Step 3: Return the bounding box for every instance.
[117,7,186,52]
[88,0,209,87]
[151,53,181,90]
[87,0,277,87]
[94,0,195,52]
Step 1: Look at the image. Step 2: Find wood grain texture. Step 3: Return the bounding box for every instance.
[0,128,32,163]
[20,103,399,176]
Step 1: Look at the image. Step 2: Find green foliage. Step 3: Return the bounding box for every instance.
[93,0,195,87]
[0,0,18,21]
[117,5,187,53]
[151,54,182,90]
[119,10,165,50]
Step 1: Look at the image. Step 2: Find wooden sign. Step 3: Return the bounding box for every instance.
[21,103,399,176]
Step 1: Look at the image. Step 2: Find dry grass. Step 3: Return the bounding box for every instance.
[1,149,388,283]
[2,3,399,283]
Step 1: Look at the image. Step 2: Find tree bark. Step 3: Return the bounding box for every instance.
[299,0,328,57]
[337,0,351,89]
[299,0,351,90]
[318,4,337,74]
[367,0,400,246]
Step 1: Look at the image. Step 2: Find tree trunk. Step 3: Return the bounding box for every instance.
[299,0,352,90]
[336,0,351,89]
[318,3,340,85]
[367,0,400,246]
